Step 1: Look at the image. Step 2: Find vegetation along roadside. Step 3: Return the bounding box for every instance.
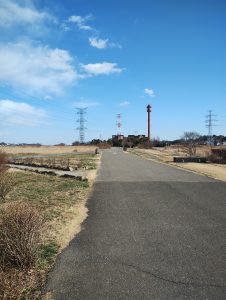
[0,149,100,299]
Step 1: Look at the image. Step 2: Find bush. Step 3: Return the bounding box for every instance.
[0,150,8,174]
[0,202,45,269]
[209,149,226,164]
[0,173,16,201]
[0,266,43,300]
[54,143,65,146]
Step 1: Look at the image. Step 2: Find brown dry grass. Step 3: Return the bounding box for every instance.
[171,162,226,182]
[0,150,100,299]
[133,145,216,162]
[0,172,17,200]
[1,145,96,156]
[0,266,45,299]
[0,172,89,299]
[0,150,8,174]
[10,153,98,171]
[0,202,44,269]
[130,146,226,183]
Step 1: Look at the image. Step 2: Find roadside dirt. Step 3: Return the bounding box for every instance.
[130,148,226,182]
[50,156,101,251]
[170,162,226,182]
[42,154,101,300]
[49,192,89,251]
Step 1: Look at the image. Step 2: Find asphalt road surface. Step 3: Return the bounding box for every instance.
[46,148,226,300]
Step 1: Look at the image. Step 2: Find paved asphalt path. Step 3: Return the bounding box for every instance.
[46,148,226,300]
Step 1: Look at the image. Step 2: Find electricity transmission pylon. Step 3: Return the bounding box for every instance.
[116,113,122,135]
[76,107,87,143]
[205,110,217,146]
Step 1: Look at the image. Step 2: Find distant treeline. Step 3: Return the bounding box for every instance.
[169,135,226,146]
[1,135,226,148]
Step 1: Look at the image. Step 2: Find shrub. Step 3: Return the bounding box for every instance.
[209,149,226,164]
[0,150,8,174]
[0,173,16,201]
[0,266,43,300]
[54,143,65,146]
[0,202,45,269]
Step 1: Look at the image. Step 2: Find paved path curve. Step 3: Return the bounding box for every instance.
[46,148,226,299]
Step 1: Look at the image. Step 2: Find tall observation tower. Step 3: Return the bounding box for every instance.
[146,104,152,142]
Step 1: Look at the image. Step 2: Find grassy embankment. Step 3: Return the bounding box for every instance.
[0,147,99,299]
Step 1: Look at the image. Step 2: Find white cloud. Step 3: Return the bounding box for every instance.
[109,42,122,49]
[81,62,123,75]
[68,15,93,31]
[89,37,108,49]
[61,23,71,32]
[0,99,46,126]
[89,36,122,49]
[0,40,78,96]
[144,88,155,97]
[119,101,130,107]
[0,0,55,28]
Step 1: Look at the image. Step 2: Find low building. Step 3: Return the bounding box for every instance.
[112,134,147,147]
[112,135,124,141]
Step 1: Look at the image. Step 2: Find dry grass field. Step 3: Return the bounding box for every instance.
[1,145,96,156]
[0,147,100,299]
[171,162,226,182]
[130,146,226,182]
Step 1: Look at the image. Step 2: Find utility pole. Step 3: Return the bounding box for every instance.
[76,108,87,143]
[205,110,217,146]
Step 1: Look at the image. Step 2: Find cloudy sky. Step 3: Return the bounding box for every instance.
[0,0,225,144]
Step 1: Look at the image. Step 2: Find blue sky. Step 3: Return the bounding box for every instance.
[0,0,225,144]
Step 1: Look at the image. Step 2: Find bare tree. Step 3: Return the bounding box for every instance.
[182,131,200,156]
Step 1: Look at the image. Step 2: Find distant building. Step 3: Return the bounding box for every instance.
[127,134,146,140]
[112,135,124,141]
[112,134,147,147]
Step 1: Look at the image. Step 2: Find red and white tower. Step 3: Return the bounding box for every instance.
[146,104,152,142]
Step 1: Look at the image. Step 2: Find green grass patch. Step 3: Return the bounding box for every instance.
[38,241,59,268]
[7,172,89,219]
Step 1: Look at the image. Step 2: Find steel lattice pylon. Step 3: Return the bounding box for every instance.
[76,108,87,143]
[205,110,217,146]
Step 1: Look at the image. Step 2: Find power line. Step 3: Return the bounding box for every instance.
[76,108,87,143]
[205,110,217,145]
